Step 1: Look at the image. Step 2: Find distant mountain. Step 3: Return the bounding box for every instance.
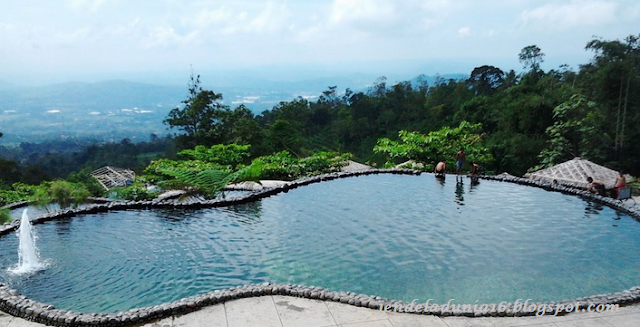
[0,80,184,113]
[0,73,466,145]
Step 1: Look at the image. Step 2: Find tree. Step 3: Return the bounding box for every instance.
[535,94,606,169]
[468,65,505,96]
[519,45,545,72]
[584,34,640,155]
[373,121,493,170]
[164,72,230,148]
[178,144,251,169]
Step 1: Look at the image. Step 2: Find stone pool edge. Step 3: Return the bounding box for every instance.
[0,169,639,326]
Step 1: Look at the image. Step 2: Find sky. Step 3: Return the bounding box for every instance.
[1,0,639,85]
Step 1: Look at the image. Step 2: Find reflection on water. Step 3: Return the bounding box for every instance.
[454,182,465,205]
[585,201,604,216]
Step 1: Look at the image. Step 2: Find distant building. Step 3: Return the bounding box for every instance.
[90,166,135,190]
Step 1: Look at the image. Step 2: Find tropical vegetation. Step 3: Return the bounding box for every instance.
[0,33,638,205]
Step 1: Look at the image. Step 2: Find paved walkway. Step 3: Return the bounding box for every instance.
[3,296,638,327]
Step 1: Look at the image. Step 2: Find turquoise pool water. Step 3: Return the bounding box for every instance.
[0,174,639,313]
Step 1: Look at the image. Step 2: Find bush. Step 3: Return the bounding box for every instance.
[110,183,160,201]
[0,208,11,224]
[33,180,92,209]
[253,151,352,180]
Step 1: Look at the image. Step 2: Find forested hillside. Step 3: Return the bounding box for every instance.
[0,34,638,188]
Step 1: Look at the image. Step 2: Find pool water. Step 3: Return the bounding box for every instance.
[0,174,639,313]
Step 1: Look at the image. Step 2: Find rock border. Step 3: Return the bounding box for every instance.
[0,169,639,326]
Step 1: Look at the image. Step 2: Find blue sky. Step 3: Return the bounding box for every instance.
[1,0,638,85]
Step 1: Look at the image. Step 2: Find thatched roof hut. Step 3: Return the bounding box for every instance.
[523,157,621,189]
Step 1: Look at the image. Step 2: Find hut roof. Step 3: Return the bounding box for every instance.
[523,157,620,189]
[90,166,136,190]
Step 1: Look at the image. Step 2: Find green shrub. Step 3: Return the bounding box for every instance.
[0,208,11,224]
[110,183,160,201]
[32,180,92,209]
[253,151,352,180]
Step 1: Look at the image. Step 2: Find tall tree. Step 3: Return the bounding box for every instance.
[164,72,230,148]
[468,65,505,96]
[519,45,545,72]
[584,34,640,155]
[535,94,606,169]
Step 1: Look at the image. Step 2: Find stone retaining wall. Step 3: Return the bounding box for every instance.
[0,169,639,326]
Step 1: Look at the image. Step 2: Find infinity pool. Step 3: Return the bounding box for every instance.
[1,174,639,313]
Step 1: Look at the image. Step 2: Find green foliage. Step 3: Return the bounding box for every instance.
[157,161,263,198]
[252,151,300,180]
[0,208,10,224]
[252,151,351,180]
[110,183,159,201]
[3,33,640,183]
[0,183,39,206]
[374,121,493,171]
[535,94,605,170]
[32,180,92,209]
[298,151,352,175]
[164,73,230,148]
[519,45,545,72]
[178,144,251,169]
[143,158,227,183]
[66,168,108,197]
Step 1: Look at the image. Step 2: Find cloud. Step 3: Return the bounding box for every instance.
[458,27,471,38]
[144,26,198,48]
[519,1,618,30]
[328,0,447,35]
[193,2,291,35]
[67,0,110,12]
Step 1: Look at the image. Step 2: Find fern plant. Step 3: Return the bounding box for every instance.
[157,161,263,199]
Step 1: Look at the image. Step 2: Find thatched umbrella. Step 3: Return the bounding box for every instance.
[523,157,621,189]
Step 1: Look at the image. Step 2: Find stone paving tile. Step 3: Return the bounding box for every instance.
[0,314,14,327]
[4,319,43,327]
[338,319,394,327]
[272,295,337,327]
[225,296,282,327]
[324,301,392,325]
[553,317,614,327]
[386,312,450,327]
[600,311,640,327]
[139,317,174,327]
[173,304,227,327]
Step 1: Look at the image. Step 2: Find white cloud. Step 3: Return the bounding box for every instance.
[328,0,446,35]
[193,2,291,35]
[458,27,471,38]
[67,0,110,12]
[144,26,198,48]
[519,1,618,30]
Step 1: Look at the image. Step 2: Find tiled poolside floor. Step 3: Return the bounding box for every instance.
[140,296,640,327]
[144,296,640,327]
[6,295,637,327]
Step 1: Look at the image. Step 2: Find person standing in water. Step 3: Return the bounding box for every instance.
[435,161,446,178]
[455,148,466,182]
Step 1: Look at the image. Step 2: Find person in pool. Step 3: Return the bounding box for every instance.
[455,148,465,183]
[435,161,446,178]
[587,177,606,196]
[469,162,480,184]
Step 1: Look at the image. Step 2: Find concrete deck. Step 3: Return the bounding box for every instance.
[139,296,640,327]
[3,295,638,327]
[136,296,640,327]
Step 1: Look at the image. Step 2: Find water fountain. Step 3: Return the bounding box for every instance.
[9,209,45,274]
